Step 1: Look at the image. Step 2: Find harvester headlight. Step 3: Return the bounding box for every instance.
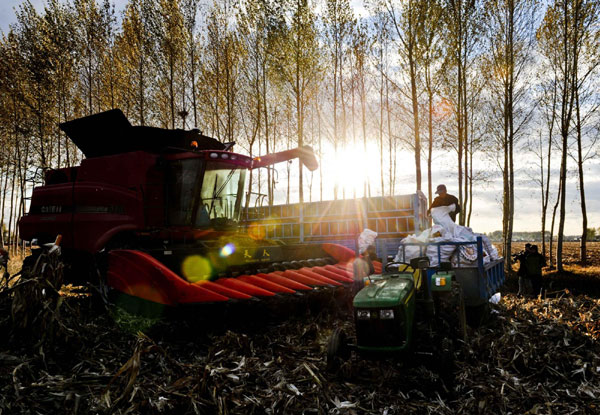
[357,310,370,320]
[380,309,394,319]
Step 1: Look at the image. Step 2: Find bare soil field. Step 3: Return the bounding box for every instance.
[507,241,600,267]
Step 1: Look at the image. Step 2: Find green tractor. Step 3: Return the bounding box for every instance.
[327,256,466,371]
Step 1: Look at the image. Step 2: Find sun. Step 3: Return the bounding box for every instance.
[324,142,381,197]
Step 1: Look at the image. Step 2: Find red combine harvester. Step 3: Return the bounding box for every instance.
[19,109,377,313]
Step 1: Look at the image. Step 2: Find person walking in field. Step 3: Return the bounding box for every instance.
[524,244,546,297]
[427,184,461,223]
[0,247,9,285]
[516,243,532,296]
[353,244,376,296]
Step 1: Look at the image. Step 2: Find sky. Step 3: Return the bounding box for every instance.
[275,143,600,236]
[0,0,598,236]
[0,0,128,33]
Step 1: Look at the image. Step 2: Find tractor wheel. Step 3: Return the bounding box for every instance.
[466,303,489,328]
[438,337,455,375]
[453,281,467,343]
[438,280,467,344]
[326,328,350,372]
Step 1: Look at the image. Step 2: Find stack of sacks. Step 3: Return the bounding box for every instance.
[394,204,500,267]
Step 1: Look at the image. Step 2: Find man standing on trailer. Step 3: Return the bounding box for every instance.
[427,184,461,222]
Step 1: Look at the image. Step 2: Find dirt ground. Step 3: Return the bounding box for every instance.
[507,241,600,267]
[1,242,600,414]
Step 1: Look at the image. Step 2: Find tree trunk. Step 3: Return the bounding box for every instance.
[541,80,556,259]
[340,48,347,199]
[408,42,421,192]
[427,86,433,206]
[332,37,339,201]
[467,146,473,226]
[0,164,8,248]
[461,68,468,226]
[361,69,368,198]
[549,177,561,269]
[556,133,567,272]
[575,88,587,266]
[170,55,176,129]
[7,161,16,250]
[386,78,393,196]
[379,48,385,197]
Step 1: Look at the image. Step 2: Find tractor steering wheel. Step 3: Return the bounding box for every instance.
[384,261,412,273]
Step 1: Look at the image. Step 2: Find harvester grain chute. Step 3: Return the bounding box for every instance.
[18,109,379,314]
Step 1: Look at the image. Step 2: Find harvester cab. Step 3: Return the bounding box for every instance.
[18,109,360,315]
[327,257,467,372]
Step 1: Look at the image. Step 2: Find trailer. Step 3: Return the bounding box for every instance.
[383,237,505,309]
[245,192,429,254]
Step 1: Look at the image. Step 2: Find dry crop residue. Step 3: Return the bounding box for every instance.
[1,284,600,414]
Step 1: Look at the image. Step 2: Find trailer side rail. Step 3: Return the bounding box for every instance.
[385,236,505,303]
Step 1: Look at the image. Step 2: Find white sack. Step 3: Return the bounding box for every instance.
[358,228,378,254]
[453,225,476,241]
[394,209,500,267]
[429,224,448,238]
[479,234,499,261]
[430,204,457,233]
[426,236,457,267]
[394,229,430,262]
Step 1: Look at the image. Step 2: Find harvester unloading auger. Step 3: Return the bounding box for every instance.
[19,109,381,313]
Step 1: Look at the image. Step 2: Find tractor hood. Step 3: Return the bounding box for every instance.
[353,275,414,308]
[59,109,226,158]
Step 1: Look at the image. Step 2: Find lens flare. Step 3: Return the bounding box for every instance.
[220,243,236,257]
[182,255,212,282]
[248,223,267,240]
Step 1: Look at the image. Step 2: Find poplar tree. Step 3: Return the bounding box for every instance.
[270,0,322,205]
[538,0,599,271]
[482,0,537,274]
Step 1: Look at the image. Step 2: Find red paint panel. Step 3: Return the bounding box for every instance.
[178,283,232,304]
[282,270,330,287]
[237,275,296,294]
[196,281,252,300]
[321,243,356,263]
[108,250,229,305]
[214,278,276,297]
[257,273,313,291]
[327,265,353,278]
[297,268,345,285]
[310,267,353,283]
[335,261,355,275]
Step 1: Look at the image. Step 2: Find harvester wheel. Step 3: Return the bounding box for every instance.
[326,328,350,372]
